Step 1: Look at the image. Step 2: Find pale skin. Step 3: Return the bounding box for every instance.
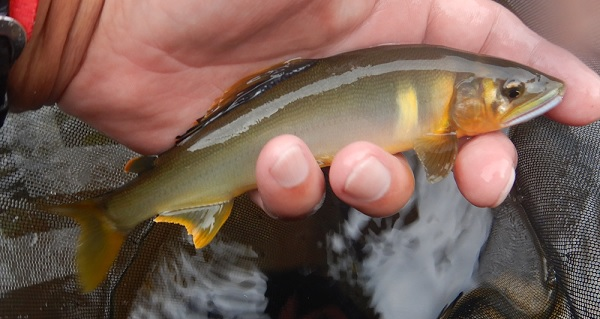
[57,0,600,219]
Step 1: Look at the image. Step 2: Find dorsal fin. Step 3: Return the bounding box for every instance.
[175,58,317,145]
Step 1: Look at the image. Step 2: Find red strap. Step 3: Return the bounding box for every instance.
[9,0,38,39]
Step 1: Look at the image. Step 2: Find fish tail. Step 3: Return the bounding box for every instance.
[46,199,125,292]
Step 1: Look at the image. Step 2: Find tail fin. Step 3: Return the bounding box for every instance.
[46,199,125,292]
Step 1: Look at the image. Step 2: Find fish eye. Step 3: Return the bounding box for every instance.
[502,80,525,100]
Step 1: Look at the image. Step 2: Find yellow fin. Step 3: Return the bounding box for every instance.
[124,155,157,174]
[414,134,458,183]
[46,199,126,292]
[154,201,233,249]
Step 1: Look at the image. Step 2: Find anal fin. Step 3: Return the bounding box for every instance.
[414,134,458,183]
[154,201,233,249]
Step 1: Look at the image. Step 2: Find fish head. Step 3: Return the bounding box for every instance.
[451,68,565,137]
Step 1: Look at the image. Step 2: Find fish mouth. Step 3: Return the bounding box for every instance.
[501,85,565,127]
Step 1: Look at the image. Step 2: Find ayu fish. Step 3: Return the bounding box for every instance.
[47,45,565,291]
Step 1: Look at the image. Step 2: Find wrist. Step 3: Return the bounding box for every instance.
[7,0,104,112]
[9,0,37,38]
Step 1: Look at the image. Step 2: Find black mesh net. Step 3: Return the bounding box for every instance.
[1,1,599,318]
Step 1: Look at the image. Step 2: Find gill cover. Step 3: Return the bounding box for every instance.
[452,76,515,136]
[451,72,564,137]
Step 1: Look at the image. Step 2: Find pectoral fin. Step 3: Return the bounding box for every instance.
[154,201,233,249]
[414,134,458,183]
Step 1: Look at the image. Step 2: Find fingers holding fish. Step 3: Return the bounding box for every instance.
[328,142,415,218]
[454,132,518,208]
[253,138,415,219]
[254,132,519,215]
[253,135,326,220]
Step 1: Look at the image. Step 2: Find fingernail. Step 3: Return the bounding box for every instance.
[261,201,279,220]
[485,159,515,207]
[269,144,309,189]
[250,191,279,219]
[494,168,515,207]
[344,156,391,202]
[309,193,326,215]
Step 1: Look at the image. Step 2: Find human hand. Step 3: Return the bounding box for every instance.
[17,0,600,219]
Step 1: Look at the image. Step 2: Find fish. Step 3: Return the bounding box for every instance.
[45,45,564,291]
